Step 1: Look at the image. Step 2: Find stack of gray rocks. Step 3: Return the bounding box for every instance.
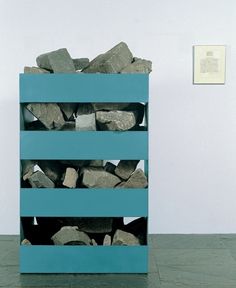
[24,42,151,74]
[22,160,148,189]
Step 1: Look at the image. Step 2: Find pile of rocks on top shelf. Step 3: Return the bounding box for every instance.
[24,42,152,74]
[24,41,151,132]
[21,217,147,246]
[22,160,148,189]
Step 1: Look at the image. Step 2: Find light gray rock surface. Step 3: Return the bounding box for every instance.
[24,66,50,74]
[82,167,121,188]
[62,167,78,188]
[115,160,140,180]
[120,58,152,74]
[36,48,76,73]
[73,58,89,70]
[28,171,55,188]
[112,229,140,246]
[103,234,111,246]
[96,110,137,131]
[51,226,91,245]
[26,103,65,130]
[83,42,133,73]
[116,169,148,188]
[75,104,96,131]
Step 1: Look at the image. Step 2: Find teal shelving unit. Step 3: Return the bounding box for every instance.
[19,74,149,273]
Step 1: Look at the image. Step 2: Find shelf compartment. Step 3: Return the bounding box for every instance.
[20,245,148,273]
[20,188,148,217]
[20,131,148,160]
[20,74,148,103]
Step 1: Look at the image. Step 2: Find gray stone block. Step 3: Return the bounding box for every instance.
[120,57,152,74]
[75,104,96,131]
[83,42,133,73]
[26,103,65,130]
[38,160,62,183]
[73,58,89,70]
[59,103,77,120]
[115,160,140,180]
[96,110,137,131]
[28,171,55,188]
[82,167,121,188]
[91,103,130,111]
[24,66,50,74]
[116,169,148,188]
[36,48,76,73]
[104,162,117,174]
[103,234,111,246]
[51,226,91,245]
[62,167,78,188]
[112,229,140,246]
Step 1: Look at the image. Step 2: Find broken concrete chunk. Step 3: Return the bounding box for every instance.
[36,48,76,73]
[59,103,77,120]
[38,160,62,183]
[91,103,130,111]
[112,229,140,246]
[68,217,113,233]
[28,171,55,188]
[73,58,89,70]
[96,110,137,131]
[104,162,117,174]
[75,104,96,131]
[21,160,36,181]
[120,58,152,74]
[83,42,133,73]
[26,103,65,130]
[62,167,78,188]
[115,160,140,180]
[82,167,121,188]
[24,66,50,74]
[21,239,32,245]
[51,226,91,245]
[103,234,111,246]
[117,169,148,188]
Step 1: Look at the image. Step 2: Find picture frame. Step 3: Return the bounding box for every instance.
[193,45,226,84]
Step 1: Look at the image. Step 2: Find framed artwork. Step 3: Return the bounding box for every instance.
[193,45,226,84]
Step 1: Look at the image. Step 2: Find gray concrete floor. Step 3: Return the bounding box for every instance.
[1,234,236,287]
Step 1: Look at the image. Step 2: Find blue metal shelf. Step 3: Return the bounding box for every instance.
[20,246,148,273]
[20,131,148,160]
[20,188,148,217]
[20,74,148,103]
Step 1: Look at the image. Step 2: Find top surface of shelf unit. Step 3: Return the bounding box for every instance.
[19,74,149,103]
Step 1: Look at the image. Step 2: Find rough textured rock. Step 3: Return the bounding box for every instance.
[120,58,152,74]
[116,169,148,188]
[96,110,137,131]
[26,103,65,130]
[21,160,35,181]
[36,48,76,73]
[115,160,140,180]
[89,160,103,167]
[73,58,89,70]
[51,226,91,245]
[104,162,116,174]
[38,160,62,183]
[24,66,50,74]
[103,234,111,246]
[59,103,77,120]
[21,239,32,245]
[91,103,130,111]
[62,167,78,188]
[82,167,121,188]
[83,42,133,73]
[75,104,96,131]
[63,217,113,233]
[28,171,55,188]
[112,229,140,246]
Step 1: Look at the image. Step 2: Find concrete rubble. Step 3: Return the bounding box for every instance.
[112,229,140,246]
[51,226,91,245]
[75,103,96,131]
[28,171,55,188]
[62,167,78,188]
[116,168,148,188]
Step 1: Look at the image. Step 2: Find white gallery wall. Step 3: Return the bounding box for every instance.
[0,0,236,234]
